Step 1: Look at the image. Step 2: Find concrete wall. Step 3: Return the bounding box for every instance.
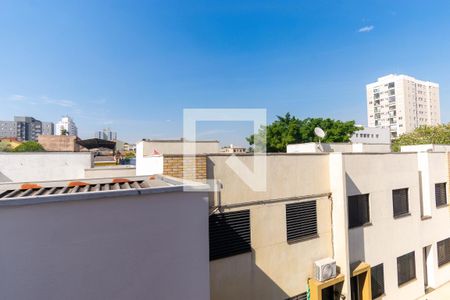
[208,154,333,299]
[84,166,136,179]
[0,191,210,300]
[0,152,93,183]
[38,135,80,152]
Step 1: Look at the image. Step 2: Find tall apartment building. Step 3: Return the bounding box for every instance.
[55,116,78,136]
[366,74,441,139]
[0,116,54,141]
[95,128,117,141]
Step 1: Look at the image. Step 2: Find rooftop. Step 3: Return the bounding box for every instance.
[0,175,208,206]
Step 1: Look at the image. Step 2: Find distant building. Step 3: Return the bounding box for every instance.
[0,116,54,141]
[38,135,81,152]
[367,74,441,139]
[55,116,78,136]
[220,144,247,153]
[350,127,390,144]
[95,128,117,141]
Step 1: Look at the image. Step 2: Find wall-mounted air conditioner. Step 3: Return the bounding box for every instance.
[314,257,336,282]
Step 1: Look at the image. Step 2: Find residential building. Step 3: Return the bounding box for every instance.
[55,116,78,136]
[366,74,441,139]
[0,116,54,141]
[220,144,247,153]
[95,128,117,141]
[350,126,391,144]
[136,142,450,300]
[38,135,81,152]
[0,176,209,300]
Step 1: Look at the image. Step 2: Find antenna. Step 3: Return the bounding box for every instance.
[314,127,326,152]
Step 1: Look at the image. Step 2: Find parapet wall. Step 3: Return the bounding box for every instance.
[163,155,207,180]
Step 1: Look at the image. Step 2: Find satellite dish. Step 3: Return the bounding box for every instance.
[314,127,326,139]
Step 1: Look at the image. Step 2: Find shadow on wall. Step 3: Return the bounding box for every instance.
[0,172,12,183]
[209,201,291,300]
[346,173,366,265]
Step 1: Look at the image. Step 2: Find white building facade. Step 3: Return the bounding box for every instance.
[351,126,391,144]
[55,116,78,136]
[366,74,441,139]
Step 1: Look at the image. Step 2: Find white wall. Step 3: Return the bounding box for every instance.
[351,127,391,144]
[0,152,93,183]
[0,190,210,300]
[136,141,163,176]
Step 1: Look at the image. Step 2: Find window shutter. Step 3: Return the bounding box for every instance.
[209,210,251,261]
[286,200,318,242]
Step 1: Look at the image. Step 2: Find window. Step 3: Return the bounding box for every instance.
[286,200,318,242]
[209,210,251,261]
[437,238,450,267]
[435,183,447,207]
[393,188,409,217]
[397,252,416,286]
[348,194,370,228]
[371,264,385,299]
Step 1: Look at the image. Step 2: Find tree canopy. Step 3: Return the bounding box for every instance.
[392,124,450,152]
[13,141,46,152]
[246,113,360,152]
[0,141,13,152]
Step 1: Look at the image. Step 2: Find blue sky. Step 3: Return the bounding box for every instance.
[1,0,449,145]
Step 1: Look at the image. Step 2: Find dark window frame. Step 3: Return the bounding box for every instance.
[437,238,450,267]
[371,264,385,299]
[392,188,410,218]
[348,194,370,229]
[286,200,318,243]
[435,183,447,207]
[209,210,251,261]
[397,251,416,286]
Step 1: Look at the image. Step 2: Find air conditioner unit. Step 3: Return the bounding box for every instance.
[314,258,337,282]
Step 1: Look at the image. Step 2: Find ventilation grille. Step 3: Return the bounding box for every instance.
[209,210,251,261]
[286,200,317,242]
[0,180,150,199]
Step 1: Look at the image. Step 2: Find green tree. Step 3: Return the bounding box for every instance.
[247,113,361,152]
[13,141,46,152]
[60,128,69,135]
[392,124,450,152]
[0,141,13,152]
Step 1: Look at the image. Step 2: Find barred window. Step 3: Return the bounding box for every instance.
[437,238,450,267]
[393,188,409,217]
[371,264,385,298]
[435,183,447,207]
[348,194,370,228]
[397,252,416,286]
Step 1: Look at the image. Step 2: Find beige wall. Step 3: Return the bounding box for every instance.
[208,154,333,299]
[0,190,210,300]
[208,154,330,206]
